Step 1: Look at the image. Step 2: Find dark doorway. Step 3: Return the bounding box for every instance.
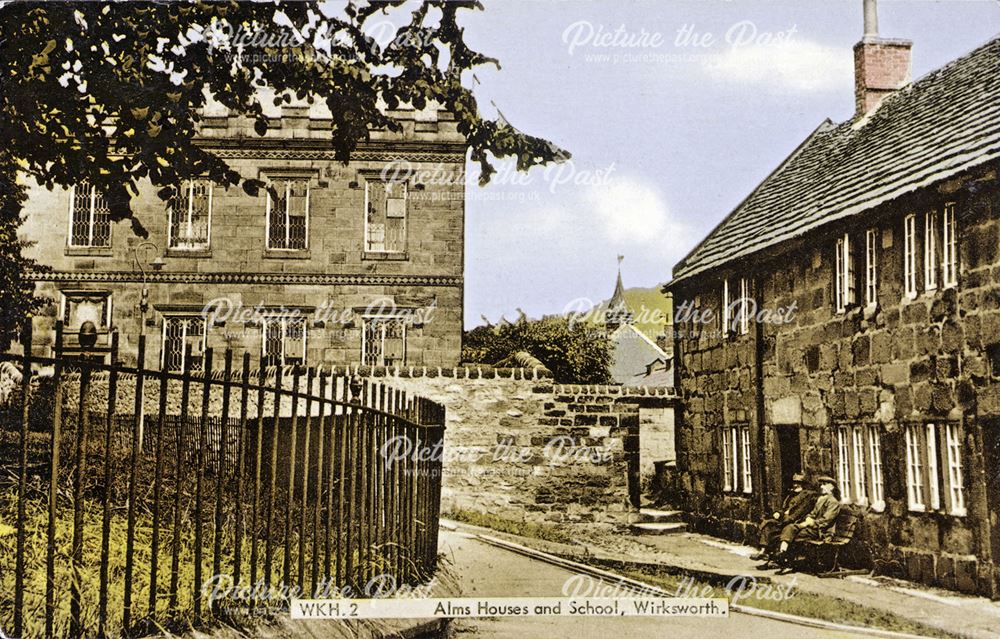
[776,425,802,496]
[983,421,1000,564]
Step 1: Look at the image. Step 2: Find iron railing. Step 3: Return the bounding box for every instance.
[0,320,445,638]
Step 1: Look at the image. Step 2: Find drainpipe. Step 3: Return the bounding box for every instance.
[752,275,768,517]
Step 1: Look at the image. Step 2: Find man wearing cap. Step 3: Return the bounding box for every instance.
[766,474,842,569]
[751,472,816,561]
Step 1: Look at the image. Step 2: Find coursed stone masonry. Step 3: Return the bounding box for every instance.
[671,164,1000,597]
[19,105,466,368]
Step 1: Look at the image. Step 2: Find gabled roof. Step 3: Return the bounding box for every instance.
[583,285,671,341]
[670,35,1000,287]
[609,324,673,387]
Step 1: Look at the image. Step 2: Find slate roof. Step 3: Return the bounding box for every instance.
[610,324,673,388]
[670,35,1000,286]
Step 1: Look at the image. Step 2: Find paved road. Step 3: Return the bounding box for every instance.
[440,530,872,639]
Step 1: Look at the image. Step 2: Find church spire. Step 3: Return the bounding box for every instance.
[606,255,633,331]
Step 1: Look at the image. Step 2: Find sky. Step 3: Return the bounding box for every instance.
[440,0,1000,327]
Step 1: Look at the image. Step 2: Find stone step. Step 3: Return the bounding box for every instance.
[638,508,684,523]
[629,522,688,535]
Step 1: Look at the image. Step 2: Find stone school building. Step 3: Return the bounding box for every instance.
[18,102,466,369]
[666,24,1000,596]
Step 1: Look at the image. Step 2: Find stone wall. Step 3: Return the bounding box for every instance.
[40,365,553,421]
[22,362,677,527]
[377,374,676,524]
[672,163,1000,597]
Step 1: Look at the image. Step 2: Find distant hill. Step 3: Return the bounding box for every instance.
[584,285,673,341]
[474,286,673,342]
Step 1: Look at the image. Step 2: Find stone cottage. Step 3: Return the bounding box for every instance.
[18,101,466,369]
[666,5,1000,597]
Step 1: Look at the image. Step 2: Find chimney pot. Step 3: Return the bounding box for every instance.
[854,0,911,118]
[863,0,879,38]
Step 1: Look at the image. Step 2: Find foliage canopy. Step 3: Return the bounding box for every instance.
[463,317,612,384]
[0,0,567,348]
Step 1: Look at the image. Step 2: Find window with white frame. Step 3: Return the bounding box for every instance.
[266,177,309,250]
[904,422,965,515]
[364,176,408,254]
[865,228,878,307]
[836,427,851,498]
[168,180,212,250]
[722,426,735,492]
[69,182,112,248]
[868,426,885,508]
[836,424,884,509]
[721,278,731,337]
[262,315,306,367]
[904,423,926,510]
[924,210,939,292]
[721,424,751,493]
[740,425,752,494]
[834,233,855,313]
[942,202,958,288]
[944,423,966,515]
[162,316,205,372]
[852,426,867,505]
[904,214,917,298]
[738,277,750,335]
[362,315,407,366]
[926,422,941,510]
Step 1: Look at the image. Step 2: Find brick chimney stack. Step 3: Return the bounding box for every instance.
[853,0,912,118]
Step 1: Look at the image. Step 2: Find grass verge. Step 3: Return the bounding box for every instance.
[443,508,576,545]
[444,511,963,639]
[0,488,395,638]
[0,486,268,638]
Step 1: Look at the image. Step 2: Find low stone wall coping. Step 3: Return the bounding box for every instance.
[551,384,678,397]
[331,364,553,380]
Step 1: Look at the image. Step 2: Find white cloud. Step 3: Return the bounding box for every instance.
[702,39,852,93]
[476,173,695,262]
[584,176,692,248]
[475,172,690,248]
[467,172,694,319]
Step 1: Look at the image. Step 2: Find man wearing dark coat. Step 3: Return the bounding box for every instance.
[765,474,842,569]
[751,472,815,560]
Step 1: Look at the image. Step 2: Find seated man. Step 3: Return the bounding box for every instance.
[751,472,815,561]
[766,475,841,569]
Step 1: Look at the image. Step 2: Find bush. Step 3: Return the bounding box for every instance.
[462,317,611,384]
